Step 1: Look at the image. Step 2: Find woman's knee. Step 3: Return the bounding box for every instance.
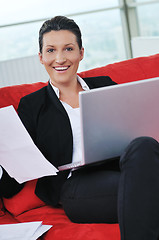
[130,136,158,147]
[120,136,159,168]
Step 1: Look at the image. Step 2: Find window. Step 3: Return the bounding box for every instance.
[125,0,159,37]
[0,0,159,72]
[74,10,125,71]
[137,2,159,36]
[0,22,41,61]
[0,0,123,71]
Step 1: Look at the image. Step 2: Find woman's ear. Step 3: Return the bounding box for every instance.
[38,52,43,64]
[80,47,84,61]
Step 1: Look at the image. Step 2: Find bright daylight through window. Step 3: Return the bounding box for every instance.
[0,0,159,71]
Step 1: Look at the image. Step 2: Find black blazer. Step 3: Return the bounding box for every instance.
[1,76,116,205]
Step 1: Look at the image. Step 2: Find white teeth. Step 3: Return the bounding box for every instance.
[54,66,69,71]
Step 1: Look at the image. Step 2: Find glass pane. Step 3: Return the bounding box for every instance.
[0,0,119,25]
[0,22,42,61]
[75,10,126,71]
[137,3,159,36]
[0,10,126,72]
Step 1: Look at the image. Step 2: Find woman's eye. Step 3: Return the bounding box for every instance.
[47,49,54,53]
[66,47,73,51]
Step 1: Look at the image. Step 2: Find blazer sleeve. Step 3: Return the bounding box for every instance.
[0,167,24,198]
[17,96,37,143]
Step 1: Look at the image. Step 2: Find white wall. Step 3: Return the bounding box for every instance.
[131,37,159,58]
[0,55,49,88]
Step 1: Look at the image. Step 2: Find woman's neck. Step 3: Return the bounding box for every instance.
[59,81,83,108]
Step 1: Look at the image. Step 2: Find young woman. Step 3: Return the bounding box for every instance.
[1,16,159,240]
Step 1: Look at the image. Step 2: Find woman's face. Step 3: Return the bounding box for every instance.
[39,30,84,87]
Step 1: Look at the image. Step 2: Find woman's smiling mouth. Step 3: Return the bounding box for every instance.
[53,66,70,71]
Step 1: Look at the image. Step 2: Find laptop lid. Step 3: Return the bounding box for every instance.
[79,77,159,165]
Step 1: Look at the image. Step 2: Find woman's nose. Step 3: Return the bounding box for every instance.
[55,52,66,64]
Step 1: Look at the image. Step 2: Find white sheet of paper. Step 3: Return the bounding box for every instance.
[0,105,58,183]
[0,221,52,240]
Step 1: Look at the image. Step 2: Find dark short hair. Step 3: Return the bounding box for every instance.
[39,16,82,53]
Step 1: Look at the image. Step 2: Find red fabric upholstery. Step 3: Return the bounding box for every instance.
[0,199,19,225]
[3,180,45,216]
[79,54,159,84]
[1,54,159,239]
[0,82,47,110]
[0,211,19,224]
[15,206,120,240]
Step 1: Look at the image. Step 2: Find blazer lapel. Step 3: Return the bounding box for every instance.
[46,82,68,118]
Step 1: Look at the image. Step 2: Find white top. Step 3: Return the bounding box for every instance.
[50,75,90,166]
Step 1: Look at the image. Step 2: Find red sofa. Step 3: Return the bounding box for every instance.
[0,54,159,240]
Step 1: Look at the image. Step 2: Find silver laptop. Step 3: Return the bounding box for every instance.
[58,77,159,171]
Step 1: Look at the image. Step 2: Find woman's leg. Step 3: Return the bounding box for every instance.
[118,137,159,240]
[61,159,120,223]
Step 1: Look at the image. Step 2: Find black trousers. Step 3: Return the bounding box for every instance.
[61,137,159,240]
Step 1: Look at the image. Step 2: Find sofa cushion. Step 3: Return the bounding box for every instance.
[79,54,159,84]
[3,180,45,216]
[14,205,120,240]
[0,211,19,224]
[0,82,47,110]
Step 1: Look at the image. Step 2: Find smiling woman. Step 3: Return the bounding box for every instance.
[38,16,85,107]
[2,15,159,240]
[39,30,84,88]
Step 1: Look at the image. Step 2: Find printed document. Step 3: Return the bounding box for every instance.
[0,105,58,183]
[0,221,52,240]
